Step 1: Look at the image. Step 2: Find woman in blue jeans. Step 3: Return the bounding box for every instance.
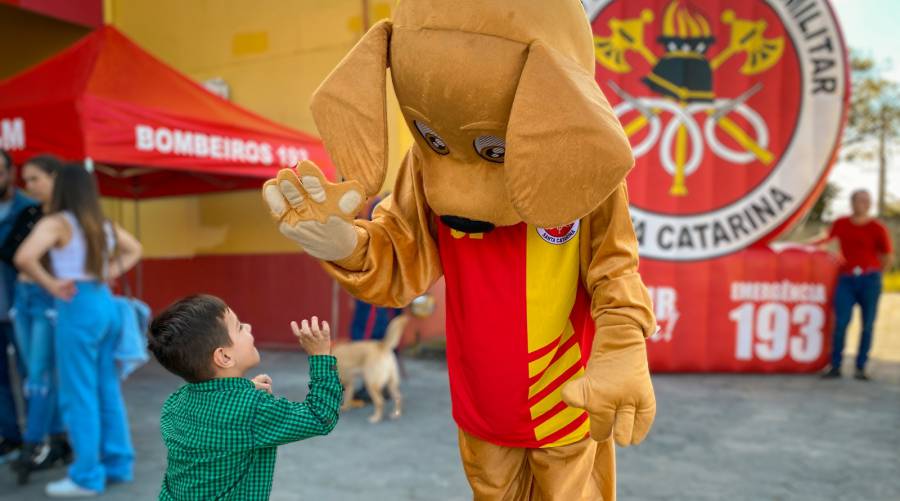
[0,155,73,484]
[15,163,142,498]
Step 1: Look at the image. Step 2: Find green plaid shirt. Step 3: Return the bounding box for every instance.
[158,355,342,500]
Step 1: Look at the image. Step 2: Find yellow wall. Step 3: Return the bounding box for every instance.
[108,0,362,133]
[103,0,412,257]
[102,191,300,257]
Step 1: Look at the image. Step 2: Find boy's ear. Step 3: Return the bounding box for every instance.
[212,347,234,370]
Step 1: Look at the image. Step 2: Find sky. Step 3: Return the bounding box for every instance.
[827,0,899,217]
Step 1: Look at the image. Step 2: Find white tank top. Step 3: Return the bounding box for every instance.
[50,211,115,281]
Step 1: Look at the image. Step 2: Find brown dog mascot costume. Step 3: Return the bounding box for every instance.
[263,1,656,499]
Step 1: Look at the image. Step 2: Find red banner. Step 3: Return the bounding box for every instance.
[642,245,839,372]
[584,0,849,372]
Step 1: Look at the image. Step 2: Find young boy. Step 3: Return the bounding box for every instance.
[147,294,341,500]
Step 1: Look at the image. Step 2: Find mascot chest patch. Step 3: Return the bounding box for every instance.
[537,222,580,245]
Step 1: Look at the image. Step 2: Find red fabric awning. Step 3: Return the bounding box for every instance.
[0,26,334,197]
[0,0,102,27]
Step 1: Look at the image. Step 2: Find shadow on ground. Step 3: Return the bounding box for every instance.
[2,352,898,500]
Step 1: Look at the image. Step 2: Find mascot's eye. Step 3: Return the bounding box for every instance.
[474,136,506,163]
[414,121,450,155]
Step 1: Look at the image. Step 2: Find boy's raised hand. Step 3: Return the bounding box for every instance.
[291,316,332,356]
[252,374,273,394]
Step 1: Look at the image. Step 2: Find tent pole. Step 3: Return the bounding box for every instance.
[133,193,143,299]
[331,279,340,341]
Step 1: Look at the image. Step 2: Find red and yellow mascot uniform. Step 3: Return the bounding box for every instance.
[263,1,656,499]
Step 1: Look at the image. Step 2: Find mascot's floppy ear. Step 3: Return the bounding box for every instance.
[506,41,634,228]
[310,20,392,196]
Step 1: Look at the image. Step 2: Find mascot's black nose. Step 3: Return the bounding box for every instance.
[440,215,495,234]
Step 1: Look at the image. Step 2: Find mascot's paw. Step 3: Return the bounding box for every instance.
[262,160,365,261]
[561,345,656,447]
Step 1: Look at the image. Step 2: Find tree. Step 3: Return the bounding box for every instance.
[808,181,839,224]
[842,51,900,216]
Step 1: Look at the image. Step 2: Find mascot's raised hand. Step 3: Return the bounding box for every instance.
[262,160,365,261]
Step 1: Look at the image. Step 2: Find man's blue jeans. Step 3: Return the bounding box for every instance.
[831,272,883,370]
[11,281,64,444]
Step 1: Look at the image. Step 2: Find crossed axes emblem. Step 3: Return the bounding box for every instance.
[594,6,785,196]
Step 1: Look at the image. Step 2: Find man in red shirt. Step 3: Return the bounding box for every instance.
[819,190,894,380]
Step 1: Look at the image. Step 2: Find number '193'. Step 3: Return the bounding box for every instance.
[728,302,824,363]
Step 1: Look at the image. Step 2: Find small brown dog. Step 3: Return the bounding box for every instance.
[333,314,409,423]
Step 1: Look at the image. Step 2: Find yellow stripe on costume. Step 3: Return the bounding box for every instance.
[540,415,591,448]
[530,387,563,420]
[529,364,583,419]
[525,223,584,445]
[528,350,555,379]
[534,406,586,441]
[525,225,580,353]
[528,321,575,378]
[529,345,582,398]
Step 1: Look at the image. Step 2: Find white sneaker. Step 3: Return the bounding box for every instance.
[45,477,100,498]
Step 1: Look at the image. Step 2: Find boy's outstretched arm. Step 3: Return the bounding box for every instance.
[252,355,342,447]
[252,317,342,447]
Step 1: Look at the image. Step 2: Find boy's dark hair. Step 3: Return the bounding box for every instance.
[148,294,233,383]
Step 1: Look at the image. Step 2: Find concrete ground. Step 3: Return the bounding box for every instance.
[1,353,898,500]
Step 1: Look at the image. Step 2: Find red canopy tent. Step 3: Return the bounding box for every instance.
[0,26,353,346]
[0,25,335,197]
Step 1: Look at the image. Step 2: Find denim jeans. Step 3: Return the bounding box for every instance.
[11,281,63,444]
[55,282,133,492]
[0,321,22,444]
[830,272,883,370]
[349,301,403,341]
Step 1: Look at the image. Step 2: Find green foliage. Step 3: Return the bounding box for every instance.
[808,181,840,224]
[842,50,900,161]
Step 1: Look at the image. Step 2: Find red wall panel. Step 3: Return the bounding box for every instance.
[136,253,349,348]
[134,254,448,349]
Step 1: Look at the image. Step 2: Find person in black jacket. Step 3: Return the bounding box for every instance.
[0,149,38,467]
[3,155,73,484]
